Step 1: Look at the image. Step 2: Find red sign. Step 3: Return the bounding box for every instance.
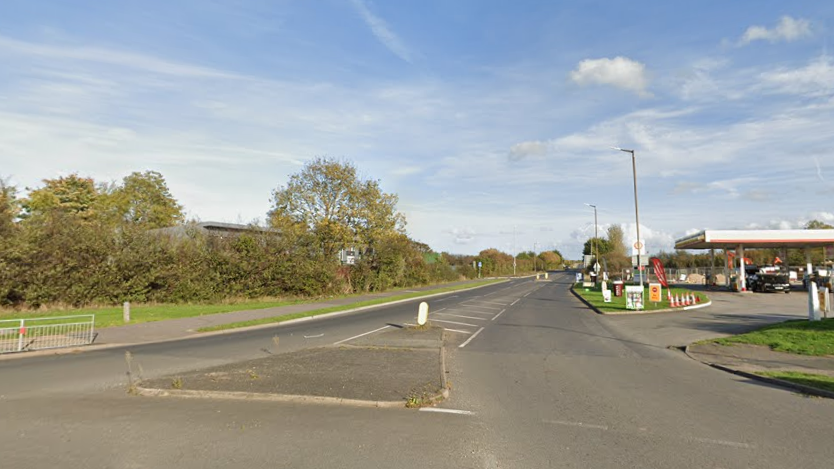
[651,257,668,287]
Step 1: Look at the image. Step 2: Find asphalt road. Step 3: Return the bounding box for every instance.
[2,273,833,468]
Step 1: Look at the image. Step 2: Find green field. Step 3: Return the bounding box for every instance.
[572,283,709,313]
[197,279,506,332]
[0,279,505,330]
[710,318,834,356]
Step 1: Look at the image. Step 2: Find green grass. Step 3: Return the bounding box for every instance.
[197,279,505,333]
[710,318,834,356]
[572,283,709,313]
[757,371,834,393]
[0,279,504,330]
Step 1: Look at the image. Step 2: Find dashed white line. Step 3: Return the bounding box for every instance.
[523,292,531,297]
[432,319,481,327]
[435,296,458,303]
[491,309,506,321]
[510,299,520,306]
[464,300,508,306]
[458,327,485,348]
[544,420,609,431]
[686,437,756,449]
[460,303,502,310]
[332,325,390,345]
[419,408,474,415]
[435,313,489,321]
[303,333,324,339]
[442,328,474,334]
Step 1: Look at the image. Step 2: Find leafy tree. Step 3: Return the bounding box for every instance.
[604,225,631,274]
[806,219,834,229]
[268,157,405,260]
[106,171,184,228]
[0,178,18,237]
[582,237,611,256]
[21,174,98,220]
[538,251,562,269]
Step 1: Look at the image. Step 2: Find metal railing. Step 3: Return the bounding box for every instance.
[0,315,96,354]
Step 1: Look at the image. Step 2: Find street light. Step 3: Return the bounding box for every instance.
[584,203,598,282]
[612,147,643,296]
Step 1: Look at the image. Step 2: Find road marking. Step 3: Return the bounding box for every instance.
[460,303,502,310]
[523,292,531,297]
[332,325,390,345]
[431,308,447,314]
[544,420,609,431]
[510,299,520,306]
[435,313,488,321]
[435,296,458,303]
[685,437,755,449]
[442,328,474,334]
[432,319,481,327]
[303,333,324,339]
[491,309,506,321]
[458,327,485,348]
[419,408,475,415]
[463,300,508,306]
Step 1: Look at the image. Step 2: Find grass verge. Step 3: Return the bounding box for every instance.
[756,371,834,393]
[709,318,834,356]
[572,283,709,313]
[197,279,505,333]
[0,279,504,330]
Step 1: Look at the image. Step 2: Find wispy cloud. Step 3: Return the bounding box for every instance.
[570,56,651,97]
[739,16,812,45]
[349,0,414,63]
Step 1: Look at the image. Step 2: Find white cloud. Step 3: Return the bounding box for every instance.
[739,16,812,45]
[570,56,650,97]
[446,227,477,245]
[349,0,414,63]
[508,140,548,161]
[758,56,834,97]
[391,165,423,176]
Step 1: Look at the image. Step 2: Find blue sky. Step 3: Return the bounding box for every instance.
[1,1,834,257]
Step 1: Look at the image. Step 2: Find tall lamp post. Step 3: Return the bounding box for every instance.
[584,203,598,282]
[613,147,643,294]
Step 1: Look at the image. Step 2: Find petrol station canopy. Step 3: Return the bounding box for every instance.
[675,229,834,250]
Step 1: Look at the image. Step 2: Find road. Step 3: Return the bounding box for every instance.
[2,273,832,468]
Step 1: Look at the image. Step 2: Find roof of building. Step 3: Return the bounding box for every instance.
[675,229,834,250]
[150,221,278,237]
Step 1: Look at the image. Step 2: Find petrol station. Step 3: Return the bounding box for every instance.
[674,229,834,292]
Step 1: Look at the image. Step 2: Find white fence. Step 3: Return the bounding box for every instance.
[0,315,96,354]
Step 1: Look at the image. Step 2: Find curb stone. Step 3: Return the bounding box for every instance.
[683,345,834,400]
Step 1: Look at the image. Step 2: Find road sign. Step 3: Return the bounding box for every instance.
[649,283,662,303]
[477,261,482,268]
[633,241,643,250]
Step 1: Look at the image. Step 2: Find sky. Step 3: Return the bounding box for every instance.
[1,0,834,258]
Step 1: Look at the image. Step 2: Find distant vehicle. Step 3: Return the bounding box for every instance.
[747,266,790,293]
[803,269,831,290]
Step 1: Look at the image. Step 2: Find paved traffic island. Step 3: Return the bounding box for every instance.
[136,325,449,408]
[688,318,834,398]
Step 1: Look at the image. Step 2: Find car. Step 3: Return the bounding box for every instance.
[747,269,791,293]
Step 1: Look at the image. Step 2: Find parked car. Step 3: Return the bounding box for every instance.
[747,268,791,293]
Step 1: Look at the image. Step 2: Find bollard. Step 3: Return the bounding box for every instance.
[417,302,429,326]
[123,301,131,323]
[809,283,821,321]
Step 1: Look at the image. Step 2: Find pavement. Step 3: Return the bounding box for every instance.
[687,342,834,377]
[138,325,447,406]
[88,278,505,345]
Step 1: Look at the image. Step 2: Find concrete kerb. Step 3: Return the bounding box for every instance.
[569,284,712,315]
[0,279,508,362]
[683,345,834,400]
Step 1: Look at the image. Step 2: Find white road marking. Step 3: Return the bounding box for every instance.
[435,313,488,321]
[523,292,531,297]
[458,327,485,348]
[463,300,508,306]
[432,319,481,327]
[460,303,502,310]
[442,328,474,334]
[491,309,506,321]
[686,437,756,449]
[303,334,324,339]
[544,420,609,431]
[434,296,458,303]
[332,325,390,345]
[510,299,520,306]
[419,408,474,415]
[431,308,447,314]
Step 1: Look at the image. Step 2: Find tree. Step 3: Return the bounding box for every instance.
[107,171,184,228]
[583,237,611,256]
[806,219,834,230]
[0,178,18,237]
[539,251,562,269]
[604,224,631,274]
[21,174,98,220]
[268,157,405,260]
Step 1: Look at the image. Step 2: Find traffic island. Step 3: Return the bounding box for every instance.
[570,283,711,315]
[135,325,449,408]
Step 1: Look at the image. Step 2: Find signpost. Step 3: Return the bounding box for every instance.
[625,285,644,310]
[477,261,482,279]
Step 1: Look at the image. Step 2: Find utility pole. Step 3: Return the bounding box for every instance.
[513,225,517,276]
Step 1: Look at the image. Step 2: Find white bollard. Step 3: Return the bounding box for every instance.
[417,302,429,326]
[123,301,131,323]
[809,283,821,321]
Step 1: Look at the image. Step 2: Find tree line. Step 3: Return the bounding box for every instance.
[0,158,557,309]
